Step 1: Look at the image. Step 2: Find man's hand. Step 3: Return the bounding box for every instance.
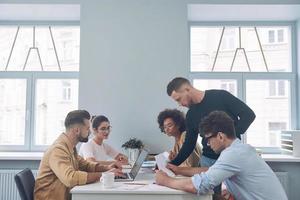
[106,161,123,171]
[109,168,125,177]
[155,170,169,186]
[166,163,180,175]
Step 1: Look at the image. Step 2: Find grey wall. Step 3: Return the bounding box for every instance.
[79,0,188,153]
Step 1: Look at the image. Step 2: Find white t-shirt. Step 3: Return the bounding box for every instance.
[79,139,119,161]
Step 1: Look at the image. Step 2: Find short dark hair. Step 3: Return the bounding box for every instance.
[167,77,191,96]
[64,110,91,129]
[91,115,109,129]
[157,109,186,133]
[199,111,236,139]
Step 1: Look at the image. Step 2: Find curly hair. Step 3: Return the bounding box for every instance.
[157,109,186,133]
[199,111,236,139]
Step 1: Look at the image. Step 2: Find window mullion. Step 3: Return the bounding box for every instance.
[27,73,35,151]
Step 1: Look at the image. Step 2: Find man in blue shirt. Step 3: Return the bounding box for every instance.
[155,111,287,200]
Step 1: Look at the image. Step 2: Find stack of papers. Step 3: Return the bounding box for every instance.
[154,152,175,177]
[142,161,156,168]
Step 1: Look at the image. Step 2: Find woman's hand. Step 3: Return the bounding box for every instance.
[168,151,176,161]
[115,153,129,165]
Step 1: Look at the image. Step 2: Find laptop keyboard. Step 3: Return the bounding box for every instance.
[115,173,129,179]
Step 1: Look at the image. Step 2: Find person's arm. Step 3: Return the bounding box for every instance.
[104,143,127,163]
[223,90,256,136]
[167,163,208,177]
[77,154,105,172]
[86,163,125,183]
[155,171,197,193]
[157,158,238,195]
[86,172,101,184]
[49,146,94,187]
[159,150,242,195]
[170,115,198,165]
[86,157,116,165]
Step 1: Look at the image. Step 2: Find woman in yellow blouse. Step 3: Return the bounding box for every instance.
[157,109,201,167]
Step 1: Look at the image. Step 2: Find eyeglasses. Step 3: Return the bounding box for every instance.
[163,123,175,130]
[98,126,112,132]
[204,133,219,143]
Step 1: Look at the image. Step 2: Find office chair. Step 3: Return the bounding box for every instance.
[14,168,35,200]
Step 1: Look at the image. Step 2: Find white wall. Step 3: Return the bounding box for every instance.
[79,0,188,153]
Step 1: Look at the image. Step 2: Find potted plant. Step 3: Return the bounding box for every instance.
[122,138,144,165]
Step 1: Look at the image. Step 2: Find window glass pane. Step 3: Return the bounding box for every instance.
[277,29,284,43]
[190,26,291,72]
[35,79,78,145]
[268,30,275,43]
[268,80,276,96]
[0,79,26,145]
[0,26,79,71]
[193,79,237,96]
[246,80,290,147]
[278,80,285,96]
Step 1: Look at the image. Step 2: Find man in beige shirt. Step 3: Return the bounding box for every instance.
[34,110,124,200]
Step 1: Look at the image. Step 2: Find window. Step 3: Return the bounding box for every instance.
[35,79,78,146]
[268,80,286,97]
[246,80,290,148]
[268,122,287,147]
[268,30,275,43]
[62,81,72,101]
[190,26,291,72]
[268,29,285,44]
[278,29,284,42]
[0,25,79,151]
[193,79,237,96]
[190,24,295,152]
[0,79,27,146]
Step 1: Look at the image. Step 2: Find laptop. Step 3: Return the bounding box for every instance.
[115,149,148,182]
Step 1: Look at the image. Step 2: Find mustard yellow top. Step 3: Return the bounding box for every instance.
[173,132,201,167]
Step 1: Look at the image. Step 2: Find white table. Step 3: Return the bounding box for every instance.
[71,168,212,200]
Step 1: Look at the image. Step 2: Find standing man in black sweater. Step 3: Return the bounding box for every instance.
[167,77,256,194]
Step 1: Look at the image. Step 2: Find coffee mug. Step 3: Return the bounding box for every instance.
[100,172,115,188]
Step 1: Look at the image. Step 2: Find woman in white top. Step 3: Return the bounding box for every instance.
[79,115,128,165]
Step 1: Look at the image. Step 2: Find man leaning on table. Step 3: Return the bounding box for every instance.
[34,110,124,200]
[155,111,287,200]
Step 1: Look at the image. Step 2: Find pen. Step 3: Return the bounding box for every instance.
[124,183,148,185]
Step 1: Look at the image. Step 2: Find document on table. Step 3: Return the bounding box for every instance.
[155,152,175,177]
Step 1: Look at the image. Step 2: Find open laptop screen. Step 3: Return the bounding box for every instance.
[130,149,148,178]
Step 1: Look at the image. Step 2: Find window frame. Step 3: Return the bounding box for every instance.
[0,21,79,152]
[188,21,297,153]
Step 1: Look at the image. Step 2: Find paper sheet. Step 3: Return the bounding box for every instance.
[154,152,175,177]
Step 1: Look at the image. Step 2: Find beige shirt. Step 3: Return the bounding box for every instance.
[34,133,98,200]
[173,132,201,167]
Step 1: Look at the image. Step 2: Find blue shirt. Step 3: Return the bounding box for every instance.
[191,139,287,200]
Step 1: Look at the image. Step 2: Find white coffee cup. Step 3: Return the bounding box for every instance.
[100,172,115,188]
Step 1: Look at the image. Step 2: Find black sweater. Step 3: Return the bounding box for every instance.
[170,89,256,165]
